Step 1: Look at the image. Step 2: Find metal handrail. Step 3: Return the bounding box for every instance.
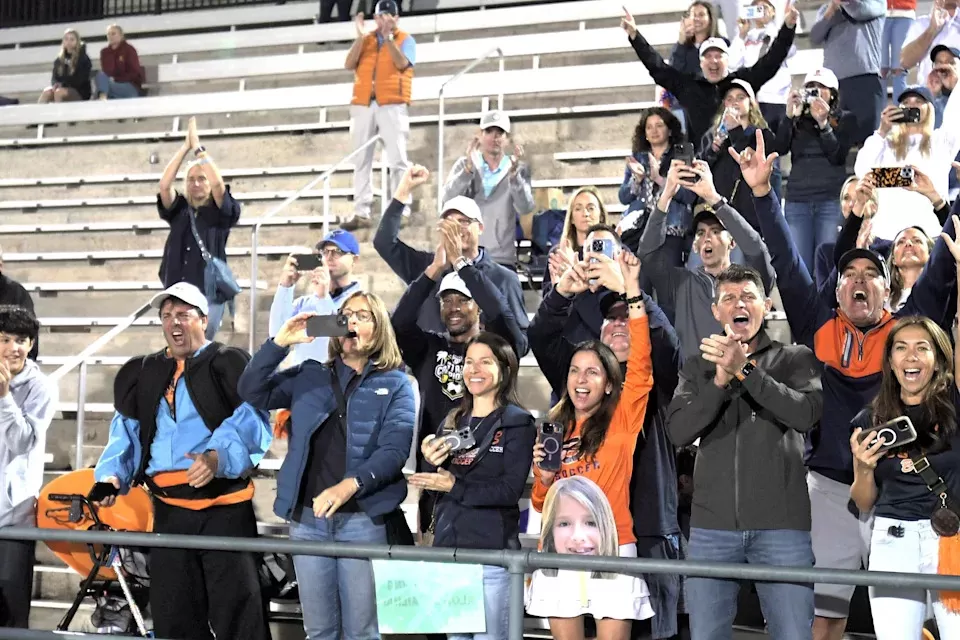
[4,526,960,640]
[248,134,382,352]
[437,46,504,212]
[48,300,154,471]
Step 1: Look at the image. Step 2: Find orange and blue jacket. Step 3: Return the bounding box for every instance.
[755,192,957,484]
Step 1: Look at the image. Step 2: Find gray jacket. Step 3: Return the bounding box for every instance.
[441,156,535,265]
[637,201,775,360]
[810,0,885,79]
[666,331,822,531]
[0,358,58,528]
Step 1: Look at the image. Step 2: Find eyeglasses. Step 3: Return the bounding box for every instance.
[342,309,375,323]
[319,247,346,258]
[443,215,475,228]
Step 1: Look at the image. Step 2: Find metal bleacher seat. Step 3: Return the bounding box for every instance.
[0,216,330,236]
[22,280,266,294]
[2,246,302,263]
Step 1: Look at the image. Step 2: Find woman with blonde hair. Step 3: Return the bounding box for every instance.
[96,24,144,99]
[526,475,654,628]
[38,29,92,103]
[700,79,780,233]
[239,290,415,640]
[855,85,960,240]
[542,186,608,292]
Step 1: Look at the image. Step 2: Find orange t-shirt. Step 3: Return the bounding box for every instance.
[532,316,653,546]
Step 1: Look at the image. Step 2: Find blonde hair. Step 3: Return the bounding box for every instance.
[840,175,879,215]
[106,24,124,37]
[888,103,934,162]
[328,291,403,371]
[712,94,768,131]
[58,29,83,74]
[182,161,213,208]
[560,186,608,251]
[538,476,619,578]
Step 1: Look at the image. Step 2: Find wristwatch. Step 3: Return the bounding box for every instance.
[454,257,472,272]
[193,145,206,157]
[353,476,364,493]
[708,195,729,209]
[735,359,758,382]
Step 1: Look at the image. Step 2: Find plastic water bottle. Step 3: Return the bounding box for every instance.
[716,109,731,142]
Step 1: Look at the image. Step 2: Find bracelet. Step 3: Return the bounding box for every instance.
[933,198,947,210]
[625,295,643,305]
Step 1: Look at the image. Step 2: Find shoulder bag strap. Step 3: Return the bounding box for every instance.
[909,451,952,501]
[328,363,348,437]
[186,207,213,263]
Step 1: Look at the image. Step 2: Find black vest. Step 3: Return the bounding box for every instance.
[113,342,247,489]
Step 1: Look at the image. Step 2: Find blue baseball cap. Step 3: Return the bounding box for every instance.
[318,229,360,255]
[931,44,960,62]
[897,85,934,104]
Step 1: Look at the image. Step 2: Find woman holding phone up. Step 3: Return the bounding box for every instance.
[526,250,655,637]
[849,228,960,637]
[854,85,960,240]
[410,332,535,640]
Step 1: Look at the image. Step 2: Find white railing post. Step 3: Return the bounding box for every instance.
[247,135,381,350]
[73,361,87,471]
[437,47,504,213]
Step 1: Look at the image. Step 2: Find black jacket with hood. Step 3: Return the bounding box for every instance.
[428,403,536,550]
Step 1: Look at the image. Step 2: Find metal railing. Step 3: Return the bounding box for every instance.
[47,301,154,471]
[0,0,284,28]
[247,135,382,353]
[3,525,960,640]
[437,47,505,212]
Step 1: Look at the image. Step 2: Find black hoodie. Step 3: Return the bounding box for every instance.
[51,46,92,101]
[429,404,536,550]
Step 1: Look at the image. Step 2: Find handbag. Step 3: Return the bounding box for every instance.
[329,365,414,547]
[187,208,241,304]
[907,451,960,537]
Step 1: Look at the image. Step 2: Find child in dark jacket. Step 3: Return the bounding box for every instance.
[411,332,535,640]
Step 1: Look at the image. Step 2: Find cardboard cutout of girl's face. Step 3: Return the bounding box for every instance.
[551,495,602,555]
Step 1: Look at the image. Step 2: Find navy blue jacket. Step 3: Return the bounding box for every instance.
[237,339,415,520]
[429,404,535,550]
[773,110,856,202]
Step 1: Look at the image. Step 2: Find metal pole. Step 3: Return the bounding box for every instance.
[507,554,527,640]
[248,227,259,354]
[74,361,87,471]
[437,87,445,214]
[323,178,331,238]
[381,153,388,215]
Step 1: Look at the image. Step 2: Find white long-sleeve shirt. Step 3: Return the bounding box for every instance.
[730,22,796,105]
[854,88,960,240]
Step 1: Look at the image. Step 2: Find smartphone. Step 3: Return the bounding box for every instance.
[441,427,477,452]
[538,422,563,471]
[291,253,323,271]
[804,87,820,104]
[741,5,764,20]
[671,142,700,184]
[588,238,616,262]
[899,107,922,124]
[305,313,351,338]
[872,166,915,188]
[87,482,119,503]
[857,416,918,454]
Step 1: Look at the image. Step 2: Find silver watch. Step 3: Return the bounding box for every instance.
[454,257,471,271]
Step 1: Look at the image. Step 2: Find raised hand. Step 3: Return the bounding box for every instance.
[274,312,317,348]
[940,215,960,264]
[509,144,524,175]
[784,0,799,28]
[728,129,779,194]
[354,12,366,38]
[621,5,638,38]
[394,164,430,201]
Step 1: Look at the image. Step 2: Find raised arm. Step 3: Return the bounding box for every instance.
[392,257,443,370]
[900,9,944,71]
[737,9,798,91]
[528,271,584,397]
[615,252,654,437]
[158,138,191,210]
[187,118,227,207]
[903,212,960,328]
[237,335,304,411]
[621,7,690,98]
[458,261,528,356]
[374,165,434,284]
[345,14,369,70]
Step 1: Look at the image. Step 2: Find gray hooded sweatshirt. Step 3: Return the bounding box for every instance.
[0,358,57,528]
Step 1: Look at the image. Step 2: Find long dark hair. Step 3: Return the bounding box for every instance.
[632,107,684,156]
[682,1,720,44]
[443,332,520,431]
[871,316,957,454]
[548,341,623,459]
[888,227,934,309]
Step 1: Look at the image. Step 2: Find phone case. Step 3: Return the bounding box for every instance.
[872,167,913,189]
[292,254,322,271]
[305,314,350,338]
[539,428,563,471]
[858,416,918,453]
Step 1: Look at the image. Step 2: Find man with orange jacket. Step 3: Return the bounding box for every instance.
[342,0,416,231]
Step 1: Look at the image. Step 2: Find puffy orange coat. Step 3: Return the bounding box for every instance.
[351,29,413,106]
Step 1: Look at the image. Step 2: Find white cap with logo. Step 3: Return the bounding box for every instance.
[803,67,839,91]
[699,37,729,57]
[150,282,209,316]
[441,195,483,224]
[479,110,511,134]
[437,272,473,299]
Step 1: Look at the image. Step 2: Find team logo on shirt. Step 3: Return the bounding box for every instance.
[434,350,464,401]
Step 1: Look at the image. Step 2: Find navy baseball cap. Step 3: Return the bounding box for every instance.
[837,248,890,284]
[318,229,360,255]
[375,0,399,15]
[931,44,960,62]
[897,85,934,104]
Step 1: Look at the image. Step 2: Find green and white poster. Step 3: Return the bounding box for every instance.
[372,560,485,634]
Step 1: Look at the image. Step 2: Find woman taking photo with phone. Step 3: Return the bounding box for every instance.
[854,84,960,241]
[238,291,415,640]
[409,331,535,640]
[527,250,654,638]
[849,265,960,638]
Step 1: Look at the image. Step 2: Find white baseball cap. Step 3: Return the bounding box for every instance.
[437,272,473,299]
[150,282,209,316]
[726,78,756,103]
[699,37,729,57]
[803,67,839,91]
[441,195,483,224]
[479,110,511,134]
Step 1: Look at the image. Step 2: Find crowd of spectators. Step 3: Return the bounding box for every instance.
[11,0,960,639]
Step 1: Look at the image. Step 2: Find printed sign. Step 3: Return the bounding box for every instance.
[372,560,485,634]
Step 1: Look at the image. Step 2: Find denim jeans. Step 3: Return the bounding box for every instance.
[882,17,913,104]
[94,71,140,99]
[448,565,510,640]
[686,527,814,640]
[783,199,844,276]
[204,297,233,340]
[289,512,387,640]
